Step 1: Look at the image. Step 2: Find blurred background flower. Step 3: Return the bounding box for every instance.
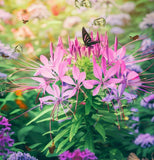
[139,12,154,29]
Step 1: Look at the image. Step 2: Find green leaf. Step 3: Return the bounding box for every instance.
[10,109,21,115]
[26,107,52,125]
[17,126,34,141]
[54,127,70,143]
[56,138,69,153]
[29,143,42,149]
[42,131,54,136]
[85,99,91,115]
[95,123,106,141]
[42,140,53,152]
[84,132,94,152]
[59,141,75,154]
[69,118,82,142]
[13,141,26,147]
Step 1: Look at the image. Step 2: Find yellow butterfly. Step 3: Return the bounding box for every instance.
[80,0,92,8]
[93,17,106,27]
[127,153,149,160]
[128,153,140,160]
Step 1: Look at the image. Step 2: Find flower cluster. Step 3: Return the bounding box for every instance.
[59,149,97,160]
[0,41,19,59]
[0,115,14,159]
[8,151,38,160]
[139,12,154,29]
[0,9,12,21]
[17,30,152,119]
[134,133,154,148]
[140,94,154,109]
[27,3,51,20]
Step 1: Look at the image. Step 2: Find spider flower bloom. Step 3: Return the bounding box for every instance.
[8,151,38,160]
[134,133,154,148]
[0,116,14,159]
[140,94,154,109]
[59,149,97,160]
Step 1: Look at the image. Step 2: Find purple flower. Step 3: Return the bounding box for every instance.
[0,9,12,21]
[134,133,154,148]
[130,107,138,112]
[140,94,154,109]
[59,149,97,160]
[0,72,7,79]
[140,38,154,55]
[0,41,19,59]
[0,116,14,159]
[151,116,154,122]
[139,12,154,29]
[8,151,38,160]
[110,27,125,35]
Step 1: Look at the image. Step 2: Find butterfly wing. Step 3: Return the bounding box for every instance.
[80,0,92,8]
[128,153,140,160]
[82,27,100,47]
[82,27,92,46]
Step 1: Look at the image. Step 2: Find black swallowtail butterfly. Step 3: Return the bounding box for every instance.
[82,27,100,47]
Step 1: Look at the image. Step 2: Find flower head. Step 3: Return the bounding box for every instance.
[0,41,19,59]
[59,149,97,160]
[8,151,38,160]
[140,94,154,109]
[134,133,154,148]
[139,12,154,29]
[0,116,14,159]
[27,3,51,19]
[0,9,12,21]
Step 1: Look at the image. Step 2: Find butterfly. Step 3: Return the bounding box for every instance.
[93,17,106,27]
[129,35,139,40]
[82,27,100,47]
[80,0,92,8]
[48,141,56,154]
[128,153,140,160]
[127,153,149,160]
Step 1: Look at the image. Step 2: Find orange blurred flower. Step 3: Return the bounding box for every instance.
[0,24,4,32]
[25,43,34,55]
[51,4,65,16]
[15,99,28,110]
[11,26,35,40]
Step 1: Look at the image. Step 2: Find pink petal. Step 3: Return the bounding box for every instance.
[40,55,49,65]
[40,69,54,78]
[120,60,126,75]
[83,80,99,89]
[93,56,102,80]
[107,78,122,84]
[46,85,54,95]
[127,71,139,81]
[32,77,45,83]
[117,46,126,59]
[104,65,118,81]
[73,65,80,81]
[61,76,75,85]
[50,42,54,61]
[53,84,60,98]
[68,88,77,98]
[101,57,106,75]
[114,36,118,52]
[58,61,68,78]
[78,72,86,84]
[93,84,101,96]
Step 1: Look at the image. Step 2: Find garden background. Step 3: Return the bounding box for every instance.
[0,0,154,159]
